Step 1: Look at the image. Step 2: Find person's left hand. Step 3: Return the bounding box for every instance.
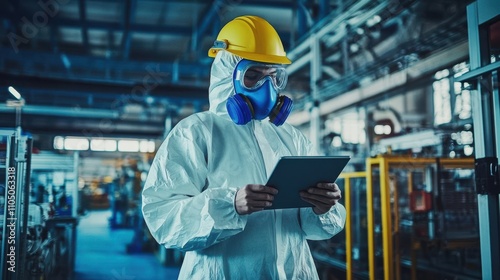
[300,182,341,215]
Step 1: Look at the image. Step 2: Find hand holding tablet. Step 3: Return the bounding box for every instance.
[299,182,342,214]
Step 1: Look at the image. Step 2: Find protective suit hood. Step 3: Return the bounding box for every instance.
[208,50,241,117]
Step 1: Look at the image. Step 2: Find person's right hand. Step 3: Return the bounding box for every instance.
[235,184,278,215]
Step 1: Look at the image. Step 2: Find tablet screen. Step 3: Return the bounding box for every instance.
[265,156,350,209]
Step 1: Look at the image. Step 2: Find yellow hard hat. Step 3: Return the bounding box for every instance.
[208,15,291,64]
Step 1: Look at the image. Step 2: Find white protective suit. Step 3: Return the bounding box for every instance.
[142,51,346,279]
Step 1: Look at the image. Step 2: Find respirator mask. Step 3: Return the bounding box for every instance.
[226,59,293,126]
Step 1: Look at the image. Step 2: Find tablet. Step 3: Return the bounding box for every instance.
[265,156,350,210]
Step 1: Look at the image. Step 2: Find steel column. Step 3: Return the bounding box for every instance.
[459,1,500,279]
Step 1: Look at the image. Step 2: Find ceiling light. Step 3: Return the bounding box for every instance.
[8,86,22,100]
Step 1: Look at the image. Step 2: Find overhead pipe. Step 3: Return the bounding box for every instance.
[288,42,469,126]
[287,0,370,59]
[287,0,386,75]
[286,0,382,152]
[0,104,120,119]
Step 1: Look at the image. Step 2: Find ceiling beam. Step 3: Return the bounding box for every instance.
[90,0,293,6]
[121,0,137,59]
[0,12,192,36]
[318,0,331,20]
[72,19,191,35]
[241,0,295,9]
[0,113,166,138]
[190,0,223,53]
[50,23,59,53]
[0,72,209,101]
[0,47,211,84]
[78,0,89,52]
[6,0,20,23]
[0,6,292,44]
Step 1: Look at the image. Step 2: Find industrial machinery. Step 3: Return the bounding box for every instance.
[109,158,142,229]
[103,155,158,254]
[310,155,479,280]
[30,151,79,280]
[1,130,34,280]
[1,130,78,280]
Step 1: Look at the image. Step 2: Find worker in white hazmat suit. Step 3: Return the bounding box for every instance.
[142,15,346,279]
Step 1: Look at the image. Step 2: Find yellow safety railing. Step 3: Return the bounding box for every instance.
[365,156,474,280]
[339,171,366,280]
[333,156,475,280]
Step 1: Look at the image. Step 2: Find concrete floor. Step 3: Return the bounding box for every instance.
[75,210,180,280]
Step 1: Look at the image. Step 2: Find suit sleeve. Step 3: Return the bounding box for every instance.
[141,120,247,251]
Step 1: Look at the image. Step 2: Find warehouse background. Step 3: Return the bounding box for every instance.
[1,0,499,279]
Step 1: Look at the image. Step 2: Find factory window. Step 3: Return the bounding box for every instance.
[53,136,65,150]
[91,139,117,152]
[118,140,140,152]
[64,137,89,151]
[433,69,452,125]
[326,113,366,145]
[54,136,155,153]
[342,119,366,144]
[453,82,472,120]
[453,62,472,120]
[139,140,156,153]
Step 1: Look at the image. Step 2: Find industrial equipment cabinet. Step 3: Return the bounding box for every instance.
[30,152,80,279]
[311,156,479,280]
[0,131,33,280]
[366,156,477,280]
[1,131,78,280]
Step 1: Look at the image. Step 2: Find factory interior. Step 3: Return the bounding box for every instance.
[1,0,500,279]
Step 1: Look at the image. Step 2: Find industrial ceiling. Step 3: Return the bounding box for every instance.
[0,0,472,144]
